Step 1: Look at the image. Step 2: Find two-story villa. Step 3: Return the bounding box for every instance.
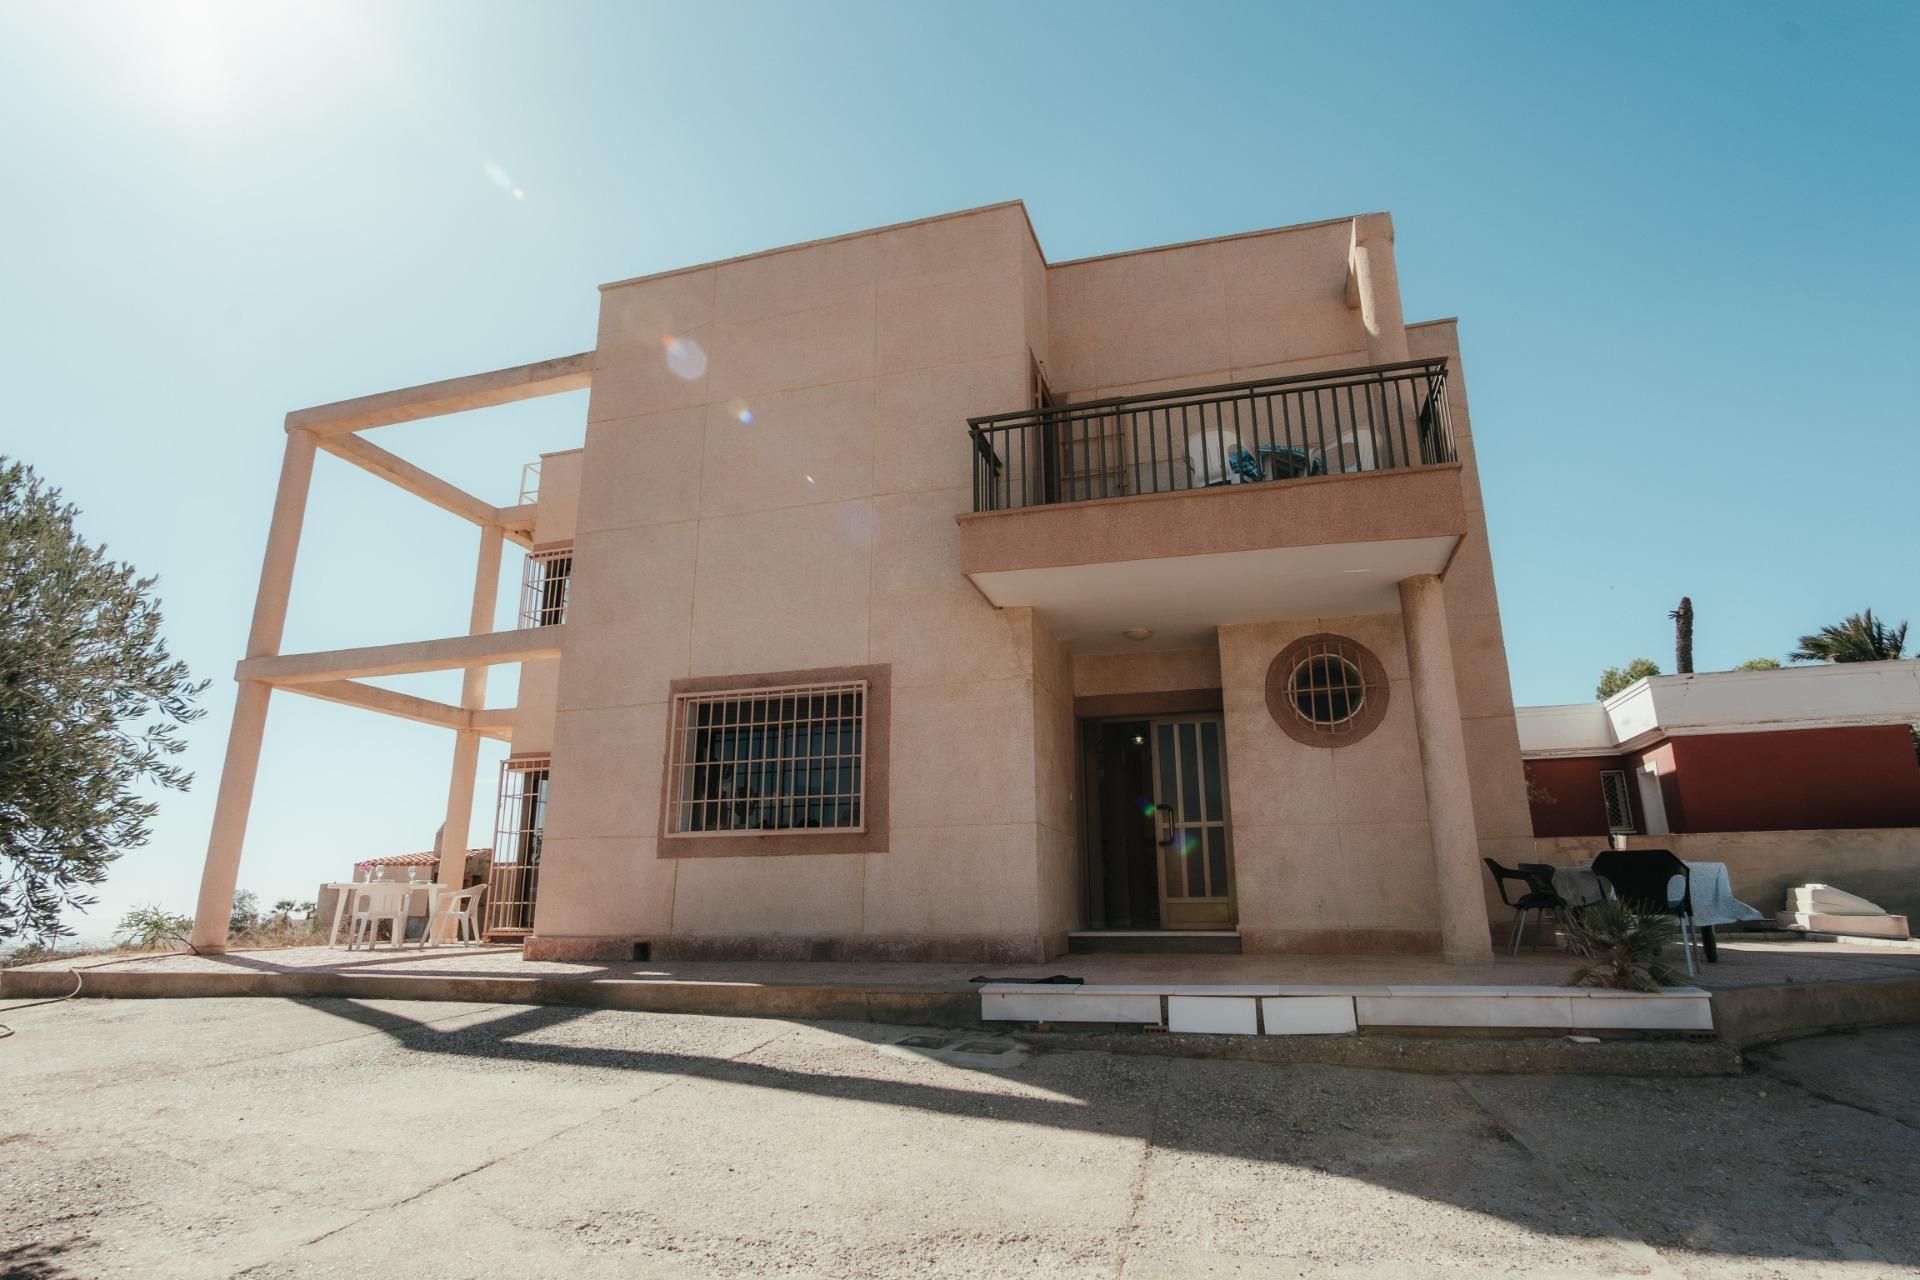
[191,202,1532,964]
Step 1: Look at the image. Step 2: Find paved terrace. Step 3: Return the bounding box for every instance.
[13,938,1920,1060]
[17,936,1920,989]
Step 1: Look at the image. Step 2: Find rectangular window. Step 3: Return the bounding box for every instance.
[666,680,867,836]
[1599,769,1636,835]
[519,545,572,628]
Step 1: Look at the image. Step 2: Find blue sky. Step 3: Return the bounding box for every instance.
[2,1,1914,940]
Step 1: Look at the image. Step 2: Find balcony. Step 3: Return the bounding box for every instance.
[968,358,1456,513]
[955,360,1469,651]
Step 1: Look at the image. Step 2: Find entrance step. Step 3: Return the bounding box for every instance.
[1068,930,1242,956]
[978,981,1717,1036]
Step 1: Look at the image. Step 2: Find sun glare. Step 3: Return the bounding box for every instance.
[115,0,360,127]
[153,0,229,117]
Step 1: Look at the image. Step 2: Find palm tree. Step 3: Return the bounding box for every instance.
[1789,609,1909,663]
[1565,899,1682,991]
[1668,596,1694,674]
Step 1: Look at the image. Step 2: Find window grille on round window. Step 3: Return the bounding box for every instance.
[1265,634,1389,746]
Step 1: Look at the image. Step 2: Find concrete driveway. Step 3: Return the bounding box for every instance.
[1,997,1916,1278]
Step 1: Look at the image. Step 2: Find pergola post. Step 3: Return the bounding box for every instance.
[190,428,318,953]
[434,526,505,896]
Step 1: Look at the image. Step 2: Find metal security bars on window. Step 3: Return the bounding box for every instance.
[1286,638,1379,733]
[518,546,572,628]
[667,681,867,835]
[1600,770,1637,835]
[968,358,1455,513]
[487,756,549,937]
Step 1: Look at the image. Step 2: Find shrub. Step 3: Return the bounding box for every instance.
[232,913,326,948]
[1565,898,1683,991]
[115,904,193,951]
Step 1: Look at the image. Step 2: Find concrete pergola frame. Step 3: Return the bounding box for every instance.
[187,353,592,953]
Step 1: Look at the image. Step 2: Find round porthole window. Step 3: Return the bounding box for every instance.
[1291,651,1367,725]
[1265,634,1389,746]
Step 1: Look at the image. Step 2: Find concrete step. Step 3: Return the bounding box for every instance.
[1067,930,1243,956]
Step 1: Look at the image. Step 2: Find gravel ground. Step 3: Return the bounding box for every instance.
[2,996,1916,1278]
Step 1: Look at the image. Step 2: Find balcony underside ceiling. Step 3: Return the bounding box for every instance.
[969,535,1459,654]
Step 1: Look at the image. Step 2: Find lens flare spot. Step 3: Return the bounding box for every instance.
[805,474,815,485]
[1180,834,1201,856]
[482,160,524,196]
[662,334,707,380]
[726,399,754,424]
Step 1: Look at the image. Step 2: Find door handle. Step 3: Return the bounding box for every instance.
[1154,804,1175,846]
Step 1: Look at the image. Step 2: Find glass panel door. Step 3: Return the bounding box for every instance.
[1149,717,1235,928]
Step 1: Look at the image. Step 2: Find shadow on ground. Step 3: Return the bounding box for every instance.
[1,1238,85,1280]
[296,996,1920,1270]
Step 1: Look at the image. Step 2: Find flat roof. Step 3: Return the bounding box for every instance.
[598,199,1386,293]
[1518,660,1920,756]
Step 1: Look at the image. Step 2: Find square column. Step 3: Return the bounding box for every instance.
[435,524,505,895]
[190,428,319,952]
[1398,573,1493,961]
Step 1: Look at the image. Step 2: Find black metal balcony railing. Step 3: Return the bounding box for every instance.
[967,358,1456,513]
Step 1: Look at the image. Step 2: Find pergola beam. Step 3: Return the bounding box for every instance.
[275,678,518,743]
[279,678,469,731]
[285,352,594,437]
[495,503,538,543]
[315,433,536,549]
[471,707,516,742]
[317,432,496,526]
[236,627,565,686]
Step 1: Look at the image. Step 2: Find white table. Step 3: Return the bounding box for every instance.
[323,881,437,948]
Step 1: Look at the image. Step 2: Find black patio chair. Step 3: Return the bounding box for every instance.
[1592,848,1700,976]
[1484,859,1566,956]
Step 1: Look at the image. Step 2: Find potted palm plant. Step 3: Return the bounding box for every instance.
[1565,899,1683,991]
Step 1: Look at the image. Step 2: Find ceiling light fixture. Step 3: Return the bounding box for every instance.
[1122,627,1154,642]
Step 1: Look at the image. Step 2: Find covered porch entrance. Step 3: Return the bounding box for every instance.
[1078,715,1237,952]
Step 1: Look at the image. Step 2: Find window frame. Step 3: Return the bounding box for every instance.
[1264,634,1391,747]
[665,679,869,838]
[657,664,891,858]
[519,542,573,628]
[1599,768,1638,835]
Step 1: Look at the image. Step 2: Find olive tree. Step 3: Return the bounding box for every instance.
[1595,657,1661,700]
[0,459,206,943]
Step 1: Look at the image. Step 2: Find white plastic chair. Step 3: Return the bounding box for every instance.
[1186,428,1250,487]
[346,882,411,950]
[418,883,487,947]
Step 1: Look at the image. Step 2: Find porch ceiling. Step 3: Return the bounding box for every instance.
[970,535,1458,654]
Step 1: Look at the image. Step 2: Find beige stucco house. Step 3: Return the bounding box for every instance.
[192,202,1531,964]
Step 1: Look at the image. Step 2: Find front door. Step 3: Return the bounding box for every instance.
[1150,717,1236,928]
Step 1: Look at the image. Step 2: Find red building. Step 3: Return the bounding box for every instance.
[1519,662,1920,838]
